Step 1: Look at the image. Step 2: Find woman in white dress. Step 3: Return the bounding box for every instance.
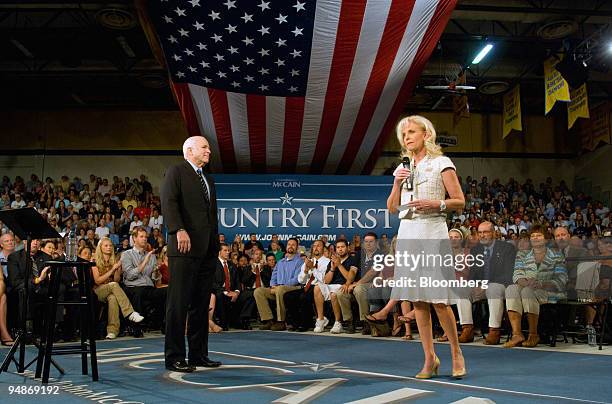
[387,115,466,379]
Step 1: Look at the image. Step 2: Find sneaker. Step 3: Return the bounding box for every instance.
[105,333,116,340]
[313,317,329,333]
[330,321,343,334]
[128,311,144,323]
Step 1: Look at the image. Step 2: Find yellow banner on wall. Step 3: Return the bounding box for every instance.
[544,56,571,115]
[502,85,522,138]
[591,102,611,147]
[568,84,589,129]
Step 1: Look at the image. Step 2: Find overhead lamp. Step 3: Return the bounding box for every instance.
[471,43,493,65]
[10,39,34,58]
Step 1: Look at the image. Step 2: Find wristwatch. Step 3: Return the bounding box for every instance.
[439,200,446,211]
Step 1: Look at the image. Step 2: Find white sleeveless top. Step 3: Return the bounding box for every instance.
[393,155,455,221]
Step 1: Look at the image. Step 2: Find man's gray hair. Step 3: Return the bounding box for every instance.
[182,136,204,159]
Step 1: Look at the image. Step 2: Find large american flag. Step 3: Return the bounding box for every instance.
[147,0,456,174]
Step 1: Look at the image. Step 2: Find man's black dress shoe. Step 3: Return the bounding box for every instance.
[190,356,222,367]
[166,361,195,372]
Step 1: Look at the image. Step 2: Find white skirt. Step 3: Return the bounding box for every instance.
[391,217,457,305]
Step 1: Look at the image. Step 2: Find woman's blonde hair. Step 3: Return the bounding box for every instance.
[396,115,443,159]
[94,237,117,272]
[158,245,168,261]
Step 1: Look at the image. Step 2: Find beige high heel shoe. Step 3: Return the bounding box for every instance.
[452,355,467,379]
[415,355,440,379]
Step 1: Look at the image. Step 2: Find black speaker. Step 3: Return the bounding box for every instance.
[554,58,589,88]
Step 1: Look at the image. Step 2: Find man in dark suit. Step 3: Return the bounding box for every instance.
[6,239,46,333]
[237,250,273,329]
[457,221,517,345]
[7,239,43,296]
[213,243,242,330]
[161,136,221,373]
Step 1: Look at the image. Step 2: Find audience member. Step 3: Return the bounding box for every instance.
[504,225,567,348]
[91,238,144,339]
[254,238,302,331]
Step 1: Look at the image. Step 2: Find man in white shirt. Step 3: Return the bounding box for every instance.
[569,206,587,224]
[148,208,164,230]
[595,202,610,220]
[506,216,526,235]
[283,240,330,332]
[95,218,110,240]
[10,194,26,210]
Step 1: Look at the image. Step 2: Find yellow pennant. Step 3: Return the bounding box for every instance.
[502,85,522,138]
[590,102,611,147]
[544,56,571,115]
[567,83,589,129]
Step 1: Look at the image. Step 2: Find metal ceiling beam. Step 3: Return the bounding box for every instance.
[455,4,612,17]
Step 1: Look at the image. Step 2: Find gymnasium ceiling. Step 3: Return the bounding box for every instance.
[1,0,611,114]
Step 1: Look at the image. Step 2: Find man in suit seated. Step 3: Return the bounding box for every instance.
[237,249,272,329]
[213,243,242,330]
[457,221,517,345]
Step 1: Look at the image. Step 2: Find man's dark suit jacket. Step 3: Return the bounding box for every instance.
[469,241,517,286]
[213,259,241,294]
[161,160,219,259]
[7,249,46,293]
[241,264,272,289]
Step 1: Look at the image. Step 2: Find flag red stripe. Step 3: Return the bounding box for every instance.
[281,97,306,173]
[335,0,416,174]
[170,81,201,137]
[309,0,368,174]
[362,0,456,174]
[208,88,238,173]
[246,94,267,173]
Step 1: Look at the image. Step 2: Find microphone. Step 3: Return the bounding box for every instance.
[401,157,413,190]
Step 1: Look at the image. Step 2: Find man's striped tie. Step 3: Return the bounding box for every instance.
[196,168,210,204]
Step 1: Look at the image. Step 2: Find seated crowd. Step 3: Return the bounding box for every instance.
[0,173,611,348]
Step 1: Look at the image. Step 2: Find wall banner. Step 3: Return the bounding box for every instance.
[567,83,589,130]
[212,174,399,246]
[544,55,571,115]
[502,85,522,138]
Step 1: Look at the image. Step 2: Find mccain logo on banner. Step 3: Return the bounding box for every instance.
[212,174,400,244]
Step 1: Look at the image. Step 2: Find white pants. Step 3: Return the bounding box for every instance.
[505,284,549,315]
[457,283,506,328]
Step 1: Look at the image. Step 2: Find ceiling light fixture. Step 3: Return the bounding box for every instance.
[471,43,493,65]
[10,39,34,58]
